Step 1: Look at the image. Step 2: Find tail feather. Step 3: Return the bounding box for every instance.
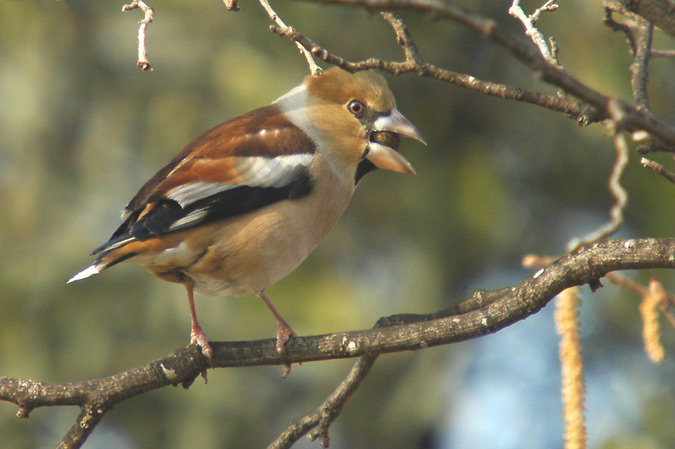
[67,263,103,283]
[68,235,140,284]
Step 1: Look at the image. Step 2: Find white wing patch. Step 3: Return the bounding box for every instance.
[166,153,314,208]
[169,209,209,230]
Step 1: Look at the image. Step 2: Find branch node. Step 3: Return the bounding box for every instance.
[16,406,31,419]
[258,0,322,75]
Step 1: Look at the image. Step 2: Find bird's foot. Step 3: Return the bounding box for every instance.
[275,322,296,354]
[276,322,296,379]
[190,329,212,383]
[191,329,213,362]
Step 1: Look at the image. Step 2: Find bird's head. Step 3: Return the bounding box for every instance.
[277,67,426,183]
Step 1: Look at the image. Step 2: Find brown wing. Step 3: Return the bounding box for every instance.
[92,104,316,256]
[123,104,315,213]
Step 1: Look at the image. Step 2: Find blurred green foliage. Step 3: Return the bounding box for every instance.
[0,1,673,448]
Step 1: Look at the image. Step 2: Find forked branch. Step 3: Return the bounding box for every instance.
[2,238,675,448]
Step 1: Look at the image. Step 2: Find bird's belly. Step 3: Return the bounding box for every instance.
[190,222,318,297]
[181,185,353,297]
[138,156,355,298]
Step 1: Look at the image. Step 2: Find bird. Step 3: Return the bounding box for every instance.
[68,67,426,365]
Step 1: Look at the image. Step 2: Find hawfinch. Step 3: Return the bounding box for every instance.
[69,67,425,362]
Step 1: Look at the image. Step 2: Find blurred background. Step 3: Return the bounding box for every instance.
[1,1,673,448]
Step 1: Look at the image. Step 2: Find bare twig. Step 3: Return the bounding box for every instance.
[530,0,559,24]
[604,6,637,52]
[568,115,629,251]
[606,0,675,39]
[271,17,595,125]
[651,49,675,58]
[629,18,653,111]
[640,157,675,184]
[301,0,675,146]
[269,356,378,449]
[259,0,323,75]
[380,11,423,66]
[58,405,109,449]
[636,141,675,154]
[509,0,561,66]
[122,0,154,71]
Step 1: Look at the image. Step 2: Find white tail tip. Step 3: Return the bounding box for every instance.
[67,264,101,283]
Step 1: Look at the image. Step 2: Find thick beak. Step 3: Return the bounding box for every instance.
[366,108,425,175]
[373,108,427,145]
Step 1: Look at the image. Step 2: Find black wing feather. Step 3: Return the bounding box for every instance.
[93,168,313,255]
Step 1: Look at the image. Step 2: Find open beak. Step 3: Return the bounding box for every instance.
[373,108,427,145]
[366,108,426,175]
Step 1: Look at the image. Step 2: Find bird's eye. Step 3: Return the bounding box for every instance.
[347,100,365,116]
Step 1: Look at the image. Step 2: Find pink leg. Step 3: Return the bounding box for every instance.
[186,285,213,362]
[259,289,296,353]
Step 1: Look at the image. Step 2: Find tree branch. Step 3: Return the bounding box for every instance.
[271,13,595,126]
[509,0,561,66]
[629,18,653,111]
[3,238,674,448]
[259,0,323,76]
[567,126,630,251]
[640,157,675,184]
[301,0,675,146]
[268,355,378,449]
[605,0,675,38]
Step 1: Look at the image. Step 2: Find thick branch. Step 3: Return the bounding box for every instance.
[3,238,674,407]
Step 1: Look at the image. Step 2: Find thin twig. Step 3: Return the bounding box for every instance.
[302,0,675,146]
[122,0,154,71]
[607,272,675,328]
[651,49,675,58]
[270,21,595,125]
[259,0,323,75]
[608,0,675,38]
[636,141,675,154]
[509,0,560,66]
[603,6,636,53]
[268,356,378,449]
[640,157,675,184]
[380,11,423,66]
[57,405,110,449]
[568,115,629,252]
[530,0,559,24]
